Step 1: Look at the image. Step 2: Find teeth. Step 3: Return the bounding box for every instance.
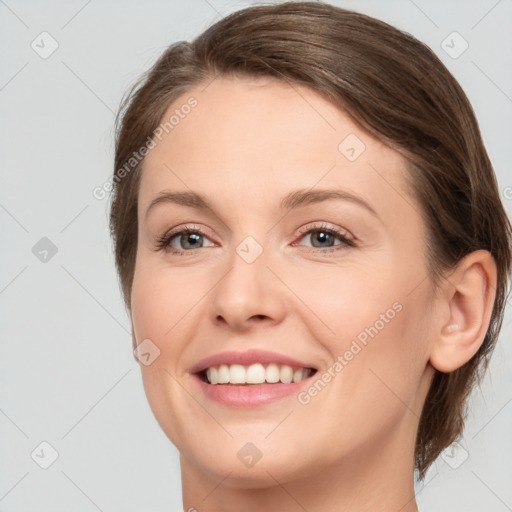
[230,364,246,384]
[203,363,313,385]
[246,363,266,384]
[293,369,304,383]
[217,364,230,384]
[280,365,293,383]
[266,363,280,383]
[206,367,218,385]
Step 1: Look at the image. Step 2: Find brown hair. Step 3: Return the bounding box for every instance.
[109,1,512,479]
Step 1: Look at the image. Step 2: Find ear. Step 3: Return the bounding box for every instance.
[429,250,498,373]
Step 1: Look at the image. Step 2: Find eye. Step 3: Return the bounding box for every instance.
[155,226,215,254]
[154,222,355,256]
[293,223,355,252]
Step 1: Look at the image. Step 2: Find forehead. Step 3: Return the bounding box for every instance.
[139,76,415,225]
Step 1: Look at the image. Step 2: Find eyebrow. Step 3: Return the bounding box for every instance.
[145,188,379,220]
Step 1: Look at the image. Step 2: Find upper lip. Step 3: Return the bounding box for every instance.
[189,349,318,374]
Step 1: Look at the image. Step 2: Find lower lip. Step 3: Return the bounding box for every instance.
[193,374,314,407]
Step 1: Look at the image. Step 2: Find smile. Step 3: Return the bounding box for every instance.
[190,349,319,407]
[202,363,314,385]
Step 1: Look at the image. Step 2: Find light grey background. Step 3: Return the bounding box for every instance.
[1,0,511,510]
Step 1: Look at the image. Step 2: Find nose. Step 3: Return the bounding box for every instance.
[208,242,287,332]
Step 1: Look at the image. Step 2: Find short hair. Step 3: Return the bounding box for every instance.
[109,1,512,479]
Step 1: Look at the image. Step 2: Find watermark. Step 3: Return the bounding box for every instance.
[503,186,512,200]
[31,441,59,469]
[440,31,469,60]
[440,441,469,469]
[93,96,198,200]
[236,235,264,264]
[237,442,263,468]
[297,301,403,405]
[31,31,59,59]
[32,236,58,263]
[133,338,161,366]
[338,133,366,161]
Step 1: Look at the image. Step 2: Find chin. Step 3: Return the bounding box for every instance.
[180,439,314,488]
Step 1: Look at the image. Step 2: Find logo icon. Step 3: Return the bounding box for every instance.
[441,441,469,469]
[32,237,58,263]
[236,236,263,264]
[338,133,366,161]
[134,338,161,366]
[237,442,263,468]
[31,441,59,469]
[441,32,469,59]
[31,32,59,59]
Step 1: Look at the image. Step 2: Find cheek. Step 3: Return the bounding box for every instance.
[130,264,210,448]
[300,268,432,428]
[331,289,433,422]
[130,261,207,345]
[279,259,399,344]
[294,265,403,358]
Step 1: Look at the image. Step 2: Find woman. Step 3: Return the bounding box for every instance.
[109,2,511,510]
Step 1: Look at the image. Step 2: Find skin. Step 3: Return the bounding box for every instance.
[130,76,497,511]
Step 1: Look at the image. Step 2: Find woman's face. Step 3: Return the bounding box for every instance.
[131,76,438,486]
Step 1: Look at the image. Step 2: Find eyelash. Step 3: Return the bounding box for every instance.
[154,223,355,256]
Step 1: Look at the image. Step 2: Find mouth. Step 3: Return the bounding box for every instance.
[189,350,319,407]
[197,363,317,385]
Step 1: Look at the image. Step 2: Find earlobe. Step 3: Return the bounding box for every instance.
[429,250,497,373]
